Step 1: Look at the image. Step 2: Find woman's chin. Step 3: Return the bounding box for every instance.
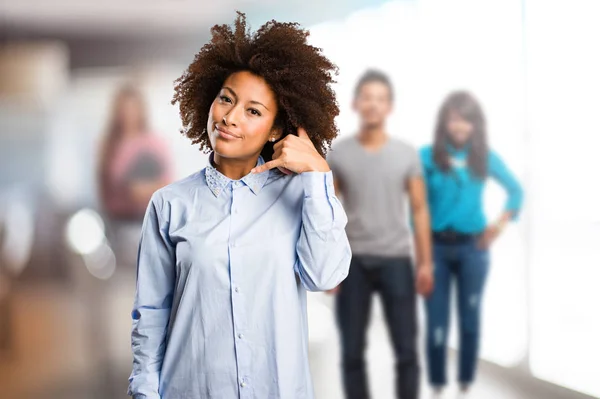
[212,142,255,160]
[212,141,238,156]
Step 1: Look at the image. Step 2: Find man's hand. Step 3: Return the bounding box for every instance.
[416,265,434,297]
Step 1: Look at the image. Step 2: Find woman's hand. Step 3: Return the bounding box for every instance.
[478,213,511,249]
[251,127,330,175]
[478,224,501,249]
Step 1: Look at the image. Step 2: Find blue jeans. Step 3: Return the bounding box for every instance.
[336,256,419,399]
[425,239,490,386]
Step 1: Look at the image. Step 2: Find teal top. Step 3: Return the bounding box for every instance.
[420,144,524,234]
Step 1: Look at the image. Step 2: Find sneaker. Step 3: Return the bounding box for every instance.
[431,389,445,399]
[456,390,470,399]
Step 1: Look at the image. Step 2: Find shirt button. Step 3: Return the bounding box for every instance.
[238,333,244,339]
[240,381,246,388]
[235,287,240,293]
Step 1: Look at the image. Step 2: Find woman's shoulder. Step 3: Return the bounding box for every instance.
[486,149,504,167]
[153,170,206,203]
[418,145,434,163]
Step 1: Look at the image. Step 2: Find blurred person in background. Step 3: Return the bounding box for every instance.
[97,85,173,268]
[327,69,434,399]
[128,13,351,399]
[420,91,524,399]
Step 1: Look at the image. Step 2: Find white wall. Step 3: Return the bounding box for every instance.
[309,0,528,368]
[525,0,600,397]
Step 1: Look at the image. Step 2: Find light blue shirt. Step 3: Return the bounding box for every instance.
[128,155,351,399]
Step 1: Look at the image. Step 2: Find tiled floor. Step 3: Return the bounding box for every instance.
[308,293,532,399]
[0,284,595,399]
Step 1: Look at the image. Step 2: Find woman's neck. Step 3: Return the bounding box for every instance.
[447,139,470,153]
[213,153,260,180]
[121,129,143,140]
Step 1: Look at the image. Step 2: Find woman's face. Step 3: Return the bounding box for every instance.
[208,71,281,161]
[117,95,145,134]
[446,110,474,146]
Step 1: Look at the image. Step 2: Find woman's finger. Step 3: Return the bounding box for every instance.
[297,127,309,140]
[278,167,293,175]
[252,158,284,174]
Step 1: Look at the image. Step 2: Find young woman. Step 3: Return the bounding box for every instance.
[128,13,351,399]
[98,85,173,269]
[98,85,172,222]
[420,91,524,398]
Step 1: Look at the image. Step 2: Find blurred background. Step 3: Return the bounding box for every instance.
[0,0,599,398]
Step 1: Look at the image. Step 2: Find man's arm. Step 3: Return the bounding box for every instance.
[407,176,434,297]
[333,177,342,198]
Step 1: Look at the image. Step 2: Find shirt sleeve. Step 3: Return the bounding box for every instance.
[128,192,175,399]
[406,144,424,178]
[295,171,351,291]
[419,146,432,181]
[489,151,524,220]
[326,147,341,177]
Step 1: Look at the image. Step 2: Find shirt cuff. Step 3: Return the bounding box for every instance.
[132,394,160,399]
[301,171,335,198]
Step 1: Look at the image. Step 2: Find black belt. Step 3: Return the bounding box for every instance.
[433,230,480,244]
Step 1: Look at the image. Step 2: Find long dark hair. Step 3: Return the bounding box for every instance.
[171,12,339,162]
[433,91,488,179]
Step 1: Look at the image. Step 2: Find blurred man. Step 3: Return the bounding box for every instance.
[327,70,433,399]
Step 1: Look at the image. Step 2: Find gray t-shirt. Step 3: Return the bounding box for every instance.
[327,136,422,257]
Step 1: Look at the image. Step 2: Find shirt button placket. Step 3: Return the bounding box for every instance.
[230,182,251,398]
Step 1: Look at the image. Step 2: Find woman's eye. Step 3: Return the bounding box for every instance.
[248,108,261,116]
[220,95,232,103]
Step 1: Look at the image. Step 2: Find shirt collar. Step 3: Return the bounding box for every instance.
[446,140,471,157]
[205,153,269,197]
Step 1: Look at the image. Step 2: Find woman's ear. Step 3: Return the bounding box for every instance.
[269,126,283,142]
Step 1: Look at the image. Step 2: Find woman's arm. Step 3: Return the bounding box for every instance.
[295,171,352,291]
[130,137,175,209]
[128,192,175,399]
[130,179,171,208]
[479,151,524,248]
[251,128,352,291]
[490,151,524,219]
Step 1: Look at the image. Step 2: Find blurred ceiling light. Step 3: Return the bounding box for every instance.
[0,201,35,276]
[82,242,116,280]
[0,42,68,108]
[65,209,106,255]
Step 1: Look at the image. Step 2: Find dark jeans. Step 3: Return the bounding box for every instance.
[425,239,490,387]
[336,255,419,399]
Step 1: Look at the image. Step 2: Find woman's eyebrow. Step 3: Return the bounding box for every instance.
[223,87,269,111]
[249,100,269,111]
[222,87,237,100]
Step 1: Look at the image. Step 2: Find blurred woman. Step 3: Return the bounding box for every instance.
[420,91,524,399]
[98,85,172,221]
[98,85,173,269]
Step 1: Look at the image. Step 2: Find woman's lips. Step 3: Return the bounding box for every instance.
[216,125,241,140]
